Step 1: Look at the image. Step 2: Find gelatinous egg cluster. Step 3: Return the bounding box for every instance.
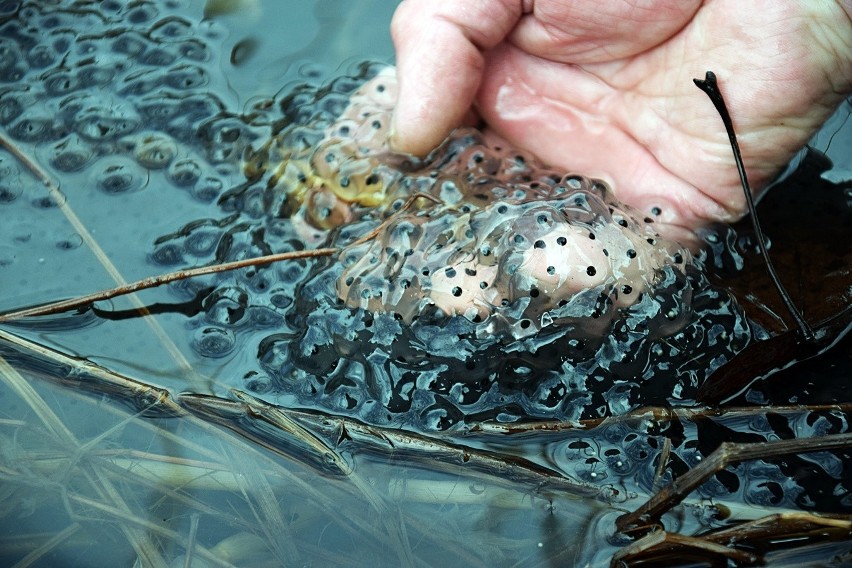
[5,0,849,509]
[536,405,852,512]
[237,66,754,430]
[0,0,255,205]
[0,2,751,434]
[338,189,687,338]
[252,69,691,339]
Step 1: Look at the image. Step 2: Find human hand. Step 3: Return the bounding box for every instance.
[389,0,852,240]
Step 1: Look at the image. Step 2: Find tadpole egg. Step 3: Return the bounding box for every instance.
[0,184,22,203]
[163,65,207,90]
[55,232,83,250]
[191,175,224,202]
[49,135,95,172]
[92,156,148,194]
[9,115,60,143]
[133,133,178,169]
[191,326,237,358]
[184,228,222,257]
[168,157,202,188]
[125,3,159,24]
[149,243,184,266]
[0,92,27,124]
[244,372,272,394]
[43,70,80,96]
[76,110,140,142]
[27,44,56,68]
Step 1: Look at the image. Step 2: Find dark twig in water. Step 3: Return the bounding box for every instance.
[615,432,852,533]
[693,71,814,341]
[610,529,760,566]
[0,187,441,323]
[469,402,852,434]
[0,248,338,323]
[0,128,203,385]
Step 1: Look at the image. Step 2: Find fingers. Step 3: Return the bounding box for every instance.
[389,0,522,156]
[508,0,700,63]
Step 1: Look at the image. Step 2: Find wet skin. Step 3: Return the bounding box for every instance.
[389,0,852,243]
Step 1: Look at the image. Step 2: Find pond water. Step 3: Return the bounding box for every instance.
[0,1,851,566]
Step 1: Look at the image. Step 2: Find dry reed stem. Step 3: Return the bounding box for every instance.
[0,128,204,391]
[0,248,339,323]
[9,524,81,568]
[65,493,236,568]
[0,353,169,567]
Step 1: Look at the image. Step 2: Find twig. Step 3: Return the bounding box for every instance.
[178,391,599,497]
[610,529,759,567]
[652,437,672,492]
[693,71,813,341]
[0,128,202,388]
[703,511,852,547]
[348,191,442,247]
[0,328,184,418]
[0,248,338,322]
[467,403,852,435]
[616,432,852,532]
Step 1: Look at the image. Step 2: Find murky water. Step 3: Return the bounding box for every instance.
[0,1,850,566]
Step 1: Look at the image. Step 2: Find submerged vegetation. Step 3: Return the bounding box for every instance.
[0,0,850,566]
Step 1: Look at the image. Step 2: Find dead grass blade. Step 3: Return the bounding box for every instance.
[610,529,760,567]
[0,128,203,391]
[10,523,81,568]
[0,248,338,323]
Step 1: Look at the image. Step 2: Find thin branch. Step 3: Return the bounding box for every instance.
[0,248,338,322]
[693,71,813,341]
[616,432,852,532]
[0,128,201,386]
[348,191,442,247]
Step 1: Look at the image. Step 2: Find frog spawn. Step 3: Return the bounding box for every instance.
[6,0,830,515]
[236,65,747,430]
[307,68,693,338]
[338,192,689,338]
[244,67,405,240]
[1,0,746,430]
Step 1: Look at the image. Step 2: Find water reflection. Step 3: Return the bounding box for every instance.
[0,355,618,567]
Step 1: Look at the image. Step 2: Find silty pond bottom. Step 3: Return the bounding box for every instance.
[0,1,851,566]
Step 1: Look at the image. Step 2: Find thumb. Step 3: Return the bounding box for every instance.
[389,0,522,156]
